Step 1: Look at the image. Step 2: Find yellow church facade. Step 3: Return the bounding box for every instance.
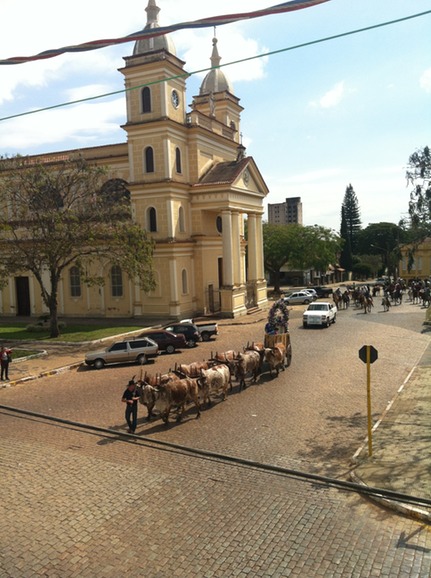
[1,0,268,321]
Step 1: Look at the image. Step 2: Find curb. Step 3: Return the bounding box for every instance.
[2,361,83,388]
[349,470,431,524]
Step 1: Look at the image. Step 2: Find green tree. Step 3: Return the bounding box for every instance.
[262,223,295,293]
[262,223,342,292]
[0,155,156,337]
[406,145,431,233]
[341,184,361,252]
[356,222,404,280]
[339,206,353,271]
[288,225,342,272]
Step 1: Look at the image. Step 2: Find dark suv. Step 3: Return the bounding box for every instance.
[308,285,333,298]
[163,322,201,347]
[138,329,187,354]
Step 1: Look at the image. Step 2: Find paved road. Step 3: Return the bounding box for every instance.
[1,299,431,577]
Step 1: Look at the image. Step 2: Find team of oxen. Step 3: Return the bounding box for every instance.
[132,340,288,425]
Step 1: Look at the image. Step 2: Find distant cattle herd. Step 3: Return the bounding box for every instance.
[132,340,290,425]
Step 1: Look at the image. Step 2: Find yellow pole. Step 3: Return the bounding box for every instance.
[366,345,373,457]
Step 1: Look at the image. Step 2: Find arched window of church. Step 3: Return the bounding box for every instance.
[175,147,182,173]
[142,87,151,113]
[216,215,223,234]
[181,269,188,294]
[178,206,185,233]
[145,147,154,173]
[148,207,157,232]
[111,265,123,297]
[69,266,81,298]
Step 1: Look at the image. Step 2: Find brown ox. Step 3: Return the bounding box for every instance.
[198,364,231,406]
[139,372,178,419]
[264,343,286,377]
[234,350,261,391]
[244,342,265,371]
[174,360,214,379]
[141,378,201,424]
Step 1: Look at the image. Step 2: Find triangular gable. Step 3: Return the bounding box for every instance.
[194,156,269,197]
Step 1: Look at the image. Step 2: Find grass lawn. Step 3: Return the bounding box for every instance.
[0,323,144,343]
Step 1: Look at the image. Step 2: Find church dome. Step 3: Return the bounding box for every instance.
[133,0,176,56]
[199,37,233,95]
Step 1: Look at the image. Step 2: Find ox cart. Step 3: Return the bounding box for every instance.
[263,298,292,369]
[264,332,292,367]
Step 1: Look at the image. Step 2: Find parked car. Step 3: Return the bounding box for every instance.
[138,329,187,354]
[162,322,201,347]
[307,285,334,298]
[303,302,337,328]
[85,337,159,369]
[375,277,389,285]
[180,319,219,341]
[299,288,318,299]
[283,291,314,305]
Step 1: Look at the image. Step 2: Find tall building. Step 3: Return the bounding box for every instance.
[268,197,303,225]
[0,0,268,320]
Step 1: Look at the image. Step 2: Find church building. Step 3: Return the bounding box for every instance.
[2,0,268,320]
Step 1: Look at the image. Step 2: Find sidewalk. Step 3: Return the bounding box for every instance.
[2,310,431,523]
[351,342,431,523]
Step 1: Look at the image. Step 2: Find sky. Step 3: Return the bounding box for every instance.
[1,0,430,232]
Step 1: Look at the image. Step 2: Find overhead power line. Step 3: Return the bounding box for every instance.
[1,8,430,125]
[0,0,330,66]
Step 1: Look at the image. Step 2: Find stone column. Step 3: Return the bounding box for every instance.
[231,211,242,286]
[247,213,257,281]
[256,213,265,280]
[222,210,233,286]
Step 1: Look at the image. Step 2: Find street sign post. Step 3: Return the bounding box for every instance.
[358,345,378,456]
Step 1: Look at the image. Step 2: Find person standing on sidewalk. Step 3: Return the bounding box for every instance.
[0,345,12,381]
[121,380,140,433]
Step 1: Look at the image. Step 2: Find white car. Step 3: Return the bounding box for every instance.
[301,288,318,299]
[303,302,337,328]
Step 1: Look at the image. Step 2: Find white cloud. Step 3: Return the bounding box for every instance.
[310,81,346,109]
[0,98,125,152]
[419,67,431,93]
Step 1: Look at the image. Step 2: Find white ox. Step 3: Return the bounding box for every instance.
[198,364,231,406]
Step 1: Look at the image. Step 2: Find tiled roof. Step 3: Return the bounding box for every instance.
[195,157,249,187]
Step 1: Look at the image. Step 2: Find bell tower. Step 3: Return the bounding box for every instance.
[119,0,188,184]
[191,35,243,144]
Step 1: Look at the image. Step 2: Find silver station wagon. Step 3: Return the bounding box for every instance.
[85,337,159,369]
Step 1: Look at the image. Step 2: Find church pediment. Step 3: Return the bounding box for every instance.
[193,156,269,199]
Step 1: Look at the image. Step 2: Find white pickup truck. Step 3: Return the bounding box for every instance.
[181,319,219,341]
[302,302,337,328]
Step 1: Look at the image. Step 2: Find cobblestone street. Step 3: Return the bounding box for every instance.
[2,418,431,578]
[1,302,431,576]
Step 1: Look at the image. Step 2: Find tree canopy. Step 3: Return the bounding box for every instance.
[407,145,431,234]
[262,223,342,292]
[356,222,404,279]
[0,155,156,337]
